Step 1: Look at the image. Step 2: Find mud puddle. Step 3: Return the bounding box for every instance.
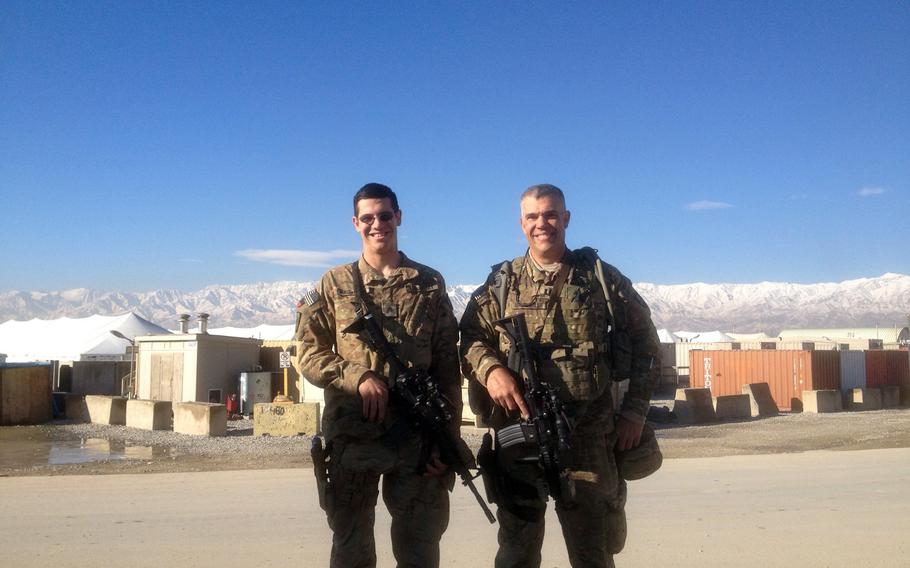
[0,428,173,468]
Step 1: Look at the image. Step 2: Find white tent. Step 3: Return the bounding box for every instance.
[207,324,295,341]
[0,313,169,362]
[674,330,734,343]
[656,329,679,343]
[726,332,772,341]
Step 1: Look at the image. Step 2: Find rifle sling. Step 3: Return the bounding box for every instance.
[349,260,395,381]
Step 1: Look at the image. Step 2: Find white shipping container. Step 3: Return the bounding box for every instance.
[839,350,866,391]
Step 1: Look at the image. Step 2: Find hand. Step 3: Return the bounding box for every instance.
[616,416,644,451]
[423,446,449,478]
[357,372,389,423]
[486,366,530,419]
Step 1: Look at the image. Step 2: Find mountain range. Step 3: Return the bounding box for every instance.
[1,274,908,334]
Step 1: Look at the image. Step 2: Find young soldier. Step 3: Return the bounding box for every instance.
[460,184,661,568]
[296,183,461,568]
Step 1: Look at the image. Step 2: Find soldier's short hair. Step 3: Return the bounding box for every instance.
[353,183,400,214]
[521,184,566,209]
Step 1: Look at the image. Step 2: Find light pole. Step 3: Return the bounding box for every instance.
[110,330,136,398]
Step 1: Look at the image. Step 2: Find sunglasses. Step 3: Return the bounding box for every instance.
[357,211,396,225]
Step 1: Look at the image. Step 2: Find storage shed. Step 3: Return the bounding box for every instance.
[689,350,841,411]
[135,334,261,403]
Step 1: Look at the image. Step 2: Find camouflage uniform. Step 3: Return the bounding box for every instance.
[460,248,660,568]
[296,254,461,568]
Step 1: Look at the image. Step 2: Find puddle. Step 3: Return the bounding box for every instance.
[0,429,171,468]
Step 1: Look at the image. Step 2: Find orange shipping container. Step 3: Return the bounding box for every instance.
[690,350,841,411]
[864,350,910,388]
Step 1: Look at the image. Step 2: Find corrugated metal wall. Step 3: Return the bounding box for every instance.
[839,350,866,391]
[865,350,910,388]
[689,350,841,411]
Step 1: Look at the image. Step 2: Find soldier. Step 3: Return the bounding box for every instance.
[296,183,462,568]
[460,184,661,568]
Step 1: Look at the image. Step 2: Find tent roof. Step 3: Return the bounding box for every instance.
[207,324,295,341]
[674,330,734,343]
[656,329,679,343]
[0,313,169,362]
[726,332,772,341]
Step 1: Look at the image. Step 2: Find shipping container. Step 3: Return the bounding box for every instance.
[690,350,840,411]
[864,350,910,388]
[839,351,866,392]
[674,342,734,381]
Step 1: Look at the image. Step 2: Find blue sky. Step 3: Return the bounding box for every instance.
[2,1,907,292]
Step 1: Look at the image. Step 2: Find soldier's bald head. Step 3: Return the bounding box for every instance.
[521,184,566,209]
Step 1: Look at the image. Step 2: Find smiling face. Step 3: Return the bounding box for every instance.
[353,197,401,256]
[520,193,570,263]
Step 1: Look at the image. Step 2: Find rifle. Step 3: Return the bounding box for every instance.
[494,312,573,501]
[342,312,496,524]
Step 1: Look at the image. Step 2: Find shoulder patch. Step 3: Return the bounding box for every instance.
[301,289,320,306]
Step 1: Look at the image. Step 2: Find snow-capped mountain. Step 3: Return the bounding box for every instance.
[1,274,908,333]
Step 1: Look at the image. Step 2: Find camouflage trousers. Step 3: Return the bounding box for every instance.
[494,426,627,568]
[323,434,450,568]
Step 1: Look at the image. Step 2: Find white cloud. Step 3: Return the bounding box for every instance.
[686,200,733,211]
[234,249,361,267]
[857,186,886,197]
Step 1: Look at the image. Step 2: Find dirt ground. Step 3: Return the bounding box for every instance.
[2,406,910,477]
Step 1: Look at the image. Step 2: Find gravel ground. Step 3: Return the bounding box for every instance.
[2,407,909,477]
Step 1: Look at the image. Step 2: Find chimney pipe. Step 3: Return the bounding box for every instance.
[178,314,190,334]
[197,313,210,334]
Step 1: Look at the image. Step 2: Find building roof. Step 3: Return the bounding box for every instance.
[777,327,909,343]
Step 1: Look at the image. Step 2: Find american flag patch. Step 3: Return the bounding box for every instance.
[302,289,320,306]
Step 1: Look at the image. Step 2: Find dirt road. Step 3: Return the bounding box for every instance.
[2,407,910,476]
[2,448,908,567]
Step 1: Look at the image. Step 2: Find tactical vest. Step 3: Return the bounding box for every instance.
[487,247,634,383]
[468,247,637,425]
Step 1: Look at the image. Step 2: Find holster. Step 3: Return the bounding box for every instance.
[477,433,500,505]
[310,436,333,512]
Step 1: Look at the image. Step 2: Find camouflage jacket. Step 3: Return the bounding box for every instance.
[295,253,461,441]
[459,248,660,429]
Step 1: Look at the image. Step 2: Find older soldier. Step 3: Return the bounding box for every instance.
[460,184,661,568]
[296,183,461,568]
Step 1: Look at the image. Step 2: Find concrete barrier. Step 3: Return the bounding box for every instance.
[63,394,89,422]
[674,388,717,424]
[880,386,901,409]
[253,402,320,436]
[173,402,227,437]
[85,395,127,425]
[902,386,910,408]
[844,388,883,411]
[713,394,752,420]
[802,390,843,413]
[126,399,173,431]
[741,383,779,417]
